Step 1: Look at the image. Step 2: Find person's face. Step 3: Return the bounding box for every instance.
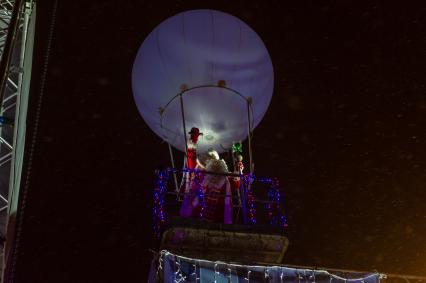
[190,134,199,143]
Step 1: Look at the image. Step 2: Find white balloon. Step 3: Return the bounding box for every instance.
[132,9,274,153]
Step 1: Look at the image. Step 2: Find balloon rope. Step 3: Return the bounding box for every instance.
[247,98,253,173]
[167,142,179,195]
[179,93,189,167]
[244,99,253,225]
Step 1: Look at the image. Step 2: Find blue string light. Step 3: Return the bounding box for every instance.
[245,176,257,224]
[0,116,13,126]
[266,178,288,228]
[153,170,170,238]
[152,167,288,237]
[192,173,205,219]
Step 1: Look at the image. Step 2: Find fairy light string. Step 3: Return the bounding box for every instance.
[158,251,385,283]
[174,256,186,283]
[191,261,197,282]
[213,262,219,283]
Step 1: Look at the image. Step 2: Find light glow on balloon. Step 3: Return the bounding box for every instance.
[132,9,274,153]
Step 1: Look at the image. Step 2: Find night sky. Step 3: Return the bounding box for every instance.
[12,1,426,282]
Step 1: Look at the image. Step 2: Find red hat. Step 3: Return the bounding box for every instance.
[188,127,202,144]
[188,127,202,136]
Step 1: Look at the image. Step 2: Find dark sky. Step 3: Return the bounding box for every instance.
[13,1,426,282]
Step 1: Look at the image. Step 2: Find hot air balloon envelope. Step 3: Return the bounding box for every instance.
[132,9,274,153]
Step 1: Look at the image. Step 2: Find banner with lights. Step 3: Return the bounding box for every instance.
[150,250,384,283]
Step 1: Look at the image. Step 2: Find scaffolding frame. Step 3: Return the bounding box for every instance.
[0,0,34,280]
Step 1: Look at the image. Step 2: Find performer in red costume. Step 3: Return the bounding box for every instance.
[186,127,201,170]
[180,127,203,217]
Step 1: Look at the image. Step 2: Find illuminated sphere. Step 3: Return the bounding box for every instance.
[132,9,274,153]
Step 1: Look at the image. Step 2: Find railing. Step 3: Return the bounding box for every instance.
[152,167,288,237]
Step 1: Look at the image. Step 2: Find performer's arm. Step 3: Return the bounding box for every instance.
[196,159,205,169]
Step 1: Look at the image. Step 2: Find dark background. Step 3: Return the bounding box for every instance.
[12,1,426,282]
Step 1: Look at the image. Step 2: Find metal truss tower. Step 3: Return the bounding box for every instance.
[0,0,35,280]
